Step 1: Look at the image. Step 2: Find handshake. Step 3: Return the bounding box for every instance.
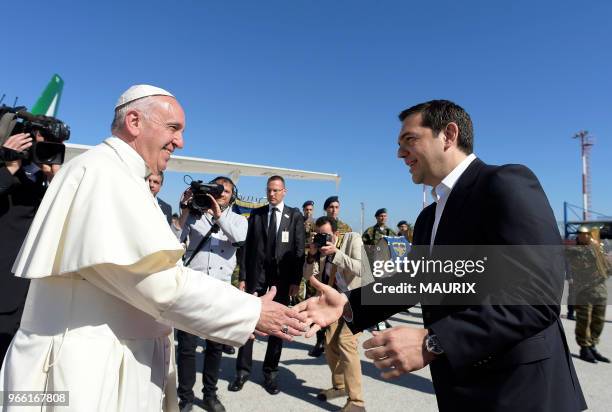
[253,277,347,341]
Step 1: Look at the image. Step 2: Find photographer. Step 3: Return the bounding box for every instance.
[176,176,247,412]
[303,216,366,412]
[0,131,61,365]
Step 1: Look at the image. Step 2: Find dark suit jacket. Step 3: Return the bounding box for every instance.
[348,159,586,411]
[240,204,305,303]
[157,197,172,225]
[0,165,47,314]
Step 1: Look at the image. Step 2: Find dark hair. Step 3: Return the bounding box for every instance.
[398,100,473,154]
[267,175,285,187]
[315,216,338,232]
[147,170,164,183]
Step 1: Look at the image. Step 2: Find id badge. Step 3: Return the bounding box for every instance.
[281,231,289,243]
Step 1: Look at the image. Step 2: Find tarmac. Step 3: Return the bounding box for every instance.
[183,306,612,412]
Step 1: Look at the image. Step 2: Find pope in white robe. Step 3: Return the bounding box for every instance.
[0,85,306,411]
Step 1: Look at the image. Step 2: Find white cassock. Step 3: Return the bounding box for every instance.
[0,137,261,411]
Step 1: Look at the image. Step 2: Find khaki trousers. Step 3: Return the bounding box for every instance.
[325,318,364,406]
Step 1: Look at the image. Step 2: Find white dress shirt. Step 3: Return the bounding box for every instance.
[182,207,248,283]
[267,201,284,233]
[430,153,477,249]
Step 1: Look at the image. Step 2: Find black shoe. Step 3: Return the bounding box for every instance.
[263,377,280,395]
[202,394,226,412]
[228,374,249,392]
[590,346,611,363]
[222,345,235,355]
[579,346,597,363]
[567,313,576,320]
[308,343,325,357]
[178,401,194,412]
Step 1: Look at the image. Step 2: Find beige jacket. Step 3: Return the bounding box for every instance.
[303,232,363,292]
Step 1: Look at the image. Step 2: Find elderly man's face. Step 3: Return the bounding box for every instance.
[326,201,340,219]
[136,96,185,174]
[147,173,162,196]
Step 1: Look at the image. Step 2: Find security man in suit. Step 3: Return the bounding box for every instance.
[147,170,173,224]
[229,175,305,395]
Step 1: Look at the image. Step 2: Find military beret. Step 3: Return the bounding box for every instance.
[397,220,408,227]
[324,196,339,210]
[302,200,314,208]
[375,208,387,217]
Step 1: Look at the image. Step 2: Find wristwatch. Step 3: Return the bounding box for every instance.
[425,332,444,355]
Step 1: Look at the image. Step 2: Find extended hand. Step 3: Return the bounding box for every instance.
[256,286,308,341]
[363,326,434,379]
[294,276,347,337]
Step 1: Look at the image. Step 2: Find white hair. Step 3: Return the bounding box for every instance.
[110,96,171,134]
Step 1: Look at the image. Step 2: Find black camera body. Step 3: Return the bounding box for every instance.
[0,105,70,165]
[313,233,333,248]
[189,180,224,213]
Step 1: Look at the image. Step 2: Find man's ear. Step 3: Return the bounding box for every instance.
[125,109,143,137]
[442,122,459,150]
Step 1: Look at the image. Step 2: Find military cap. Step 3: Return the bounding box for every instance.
[375,208,387,217]
[302,200,314,208]
[397,220,408,227]
[324,196,339,210]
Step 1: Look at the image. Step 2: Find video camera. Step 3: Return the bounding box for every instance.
[313,233,333,248]
[188,180,224,213]
[0,105,70,165]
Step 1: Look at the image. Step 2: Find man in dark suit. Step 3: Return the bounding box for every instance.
[147,170,172,224]
[0,132,60,366]
[229,175,305,395]
[299,100,586,411]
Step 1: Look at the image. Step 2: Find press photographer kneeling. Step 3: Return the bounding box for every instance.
[0,106,69,365]
[176,176,247,412]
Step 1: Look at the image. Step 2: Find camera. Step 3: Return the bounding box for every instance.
[188,180,224,213]
[0,105,70,165]
[313,233,332,248]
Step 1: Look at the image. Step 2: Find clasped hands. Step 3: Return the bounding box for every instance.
[256,276,434,378]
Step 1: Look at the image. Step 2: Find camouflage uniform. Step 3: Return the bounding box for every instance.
[336,219,353,235]
[566,243,610,348]
[362,224,397,246]
[295,216,316,304]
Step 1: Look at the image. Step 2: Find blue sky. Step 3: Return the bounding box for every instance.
[2,0,611,232]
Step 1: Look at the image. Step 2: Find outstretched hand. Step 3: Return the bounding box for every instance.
[256,286,308,341]
[294,276,348,338]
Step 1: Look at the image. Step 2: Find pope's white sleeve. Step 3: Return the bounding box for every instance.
[79,258,261,346]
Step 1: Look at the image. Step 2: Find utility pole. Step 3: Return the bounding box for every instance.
[360,202,365,234]
[572,130,594,221]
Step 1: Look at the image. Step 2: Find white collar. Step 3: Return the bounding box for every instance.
[104,136,149,180]
[431,153,477,203]
[269,201,284,212]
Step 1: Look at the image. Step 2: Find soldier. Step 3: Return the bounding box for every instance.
[293,201,316,307]
[324,196,352,235]
[362,208,397,246]
[396,220,413,243]
[566,226,611,363]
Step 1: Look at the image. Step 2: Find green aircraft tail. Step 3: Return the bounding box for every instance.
[30,74,64,117]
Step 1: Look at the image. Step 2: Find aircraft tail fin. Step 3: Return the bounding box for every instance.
[31,74,64,117]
